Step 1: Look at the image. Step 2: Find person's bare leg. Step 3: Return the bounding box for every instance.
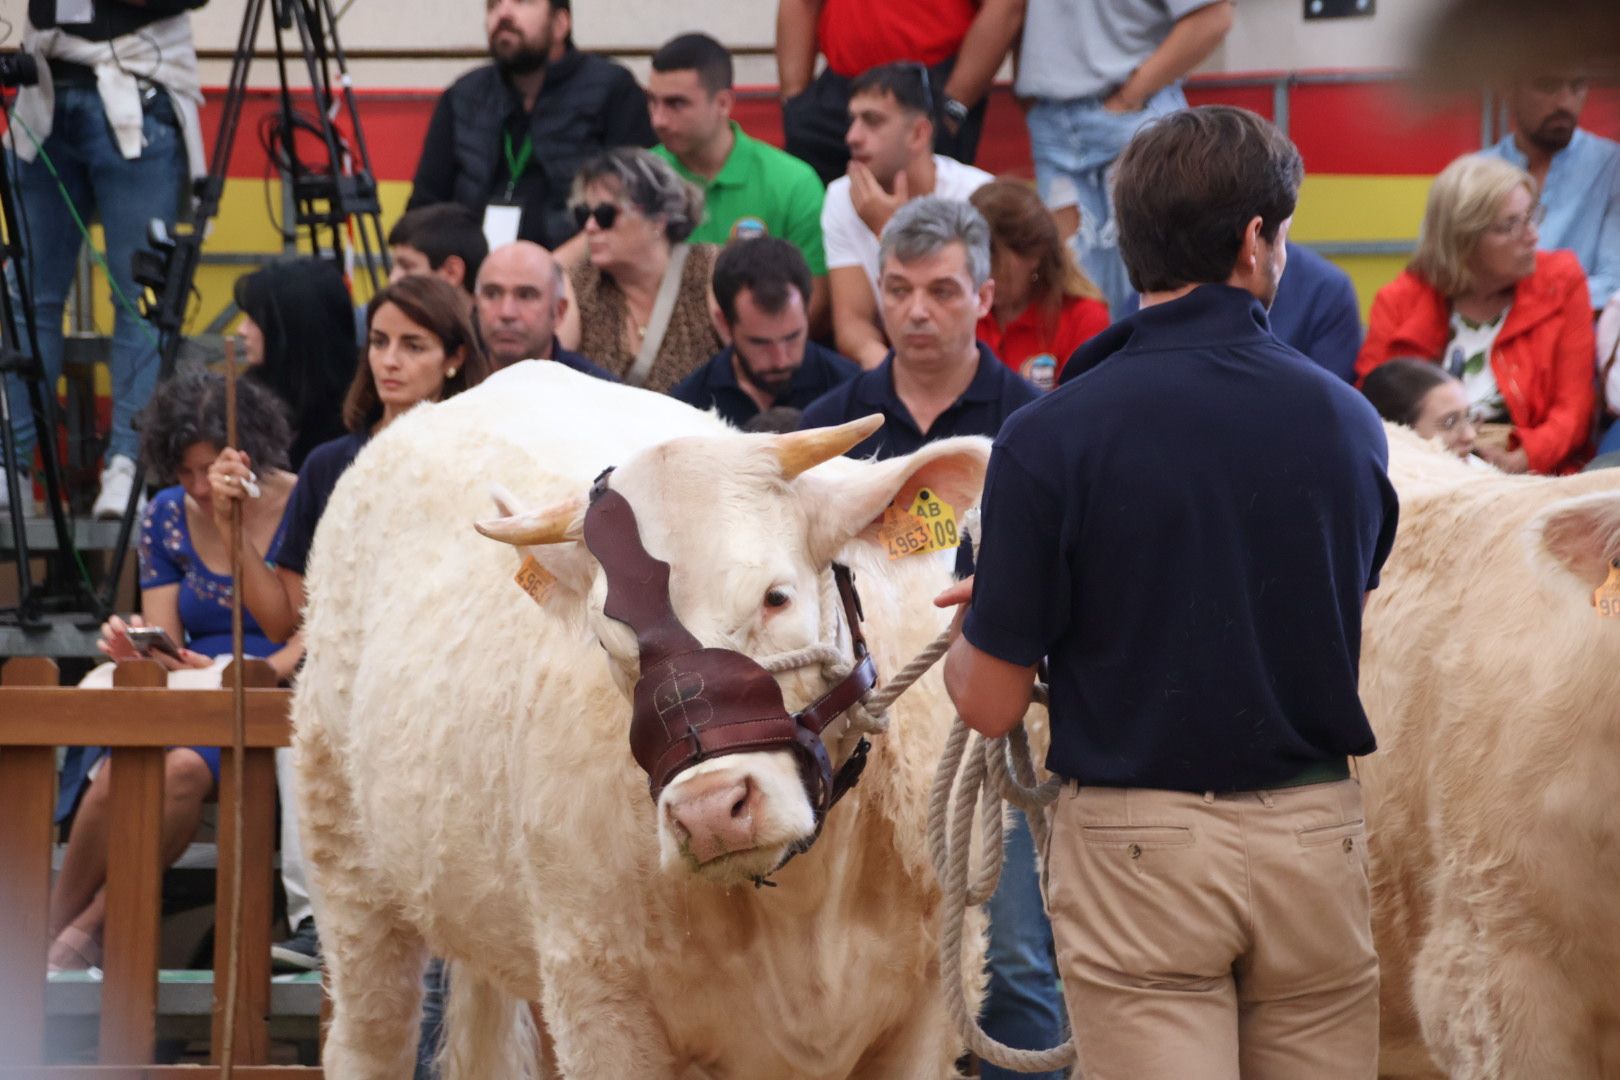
[48,761,113,941]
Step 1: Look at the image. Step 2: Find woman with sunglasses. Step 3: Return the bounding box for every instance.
[556,147,721,392]
[1357,153,1596,474]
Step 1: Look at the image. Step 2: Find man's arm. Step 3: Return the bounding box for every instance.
[407,92,460,210]
[939,579,1040,738]
[941,0,1028,117]
[1305,272,1365,383]
[829,267,889,369]
[1104,0,1234,112]
[1585,162,1620,310]
[776,0,824,101]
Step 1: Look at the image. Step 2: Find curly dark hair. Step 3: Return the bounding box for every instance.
[137,368,293,483]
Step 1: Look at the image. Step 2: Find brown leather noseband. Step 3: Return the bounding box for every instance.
[581,469,879,868]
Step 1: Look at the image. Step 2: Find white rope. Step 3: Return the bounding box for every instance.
[758,565,1077,1073]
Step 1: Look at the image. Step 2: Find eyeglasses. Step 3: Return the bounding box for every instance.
[1486,204,1546,238]
[572,202,620,231]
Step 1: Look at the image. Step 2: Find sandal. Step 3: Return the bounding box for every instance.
[47,925,102,973]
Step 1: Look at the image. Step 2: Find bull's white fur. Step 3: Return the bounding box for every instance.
[1362,424,1620,1079]
[294,363,989,1078]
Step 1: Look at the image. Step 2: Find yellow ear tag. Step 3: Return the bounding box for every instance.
[878,505,931,561]
[907,488,961,553]
[1594,560,1620,619]
[515,554,557,606]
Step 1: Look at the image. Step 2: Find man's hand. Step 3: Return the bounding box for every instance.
[934,576,973,642]
[1478,443,1531,474]
[848,162,908,237]
[1101,90,1144,114]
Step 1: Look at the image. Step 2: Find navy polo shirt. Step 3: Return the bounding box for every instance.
[797,342,1039,459]
[552,347,619,382]
[967,285,1399,793]
[670,341,859,428]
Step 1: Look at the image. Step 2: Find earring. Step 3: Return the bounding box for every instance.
[447,367,458,378]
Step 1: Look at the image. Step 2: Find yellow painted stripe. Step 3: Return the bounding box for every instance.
[1292,174,1434,244]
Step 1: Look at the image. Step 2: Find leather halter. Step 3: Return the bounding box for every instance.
[582,468,879,843]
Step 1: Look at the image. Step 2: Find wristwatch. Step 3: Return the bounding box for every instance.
[942,96,970,128]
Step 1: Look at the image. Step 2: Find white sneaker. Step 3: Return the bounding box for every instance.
[92,454,142,520]
[0,464,33,516]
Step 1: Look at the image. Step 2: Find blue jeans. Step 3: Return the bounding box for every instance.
[5,84,184,465]
[980,810,1068,1080]
[1597,415,1620,457]
[1026,85,1188,320]
[414,957,447,1080]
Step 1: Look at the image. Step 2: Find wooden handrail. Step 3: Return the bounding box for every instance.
[0,658,318,1076]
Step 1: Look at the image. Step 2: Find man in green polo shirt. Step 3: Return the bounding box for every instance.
[649,32,830,335]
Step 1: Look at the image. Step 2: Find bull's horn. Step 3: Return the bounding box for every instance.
[475,494,583,546]
[773,415,885,479]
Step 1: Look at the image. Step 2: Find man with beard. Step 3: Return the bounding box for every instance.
[939,107,1398,1079]
[1484,71,1620,308]
[670,238,857,428]
[407,0,653,259]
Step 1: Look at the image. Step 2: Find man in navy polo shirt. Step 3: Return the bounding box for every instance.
[671,238,858,428]
[941,106,1398,1077]
[798,197,1038,458]
[801,196,1063,1079]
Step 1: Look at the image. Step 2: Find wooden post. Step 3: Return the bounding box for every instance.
[211,660,280,1065]
[99,661,168,1064]
[0,658,62,1068]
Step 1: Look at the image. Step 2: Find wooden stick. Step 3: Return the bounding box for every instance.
[220,340,247,1080]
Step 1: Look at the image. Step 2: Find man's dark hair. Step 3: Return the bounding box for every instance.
[712,237,813,326]
[138,368,293,483]
[1360,358,1453,427]
[849,61,934,119]
[650,33,733,94]
[1112,106,1303,293]
[387,204,490,294]
[743,406,804,434]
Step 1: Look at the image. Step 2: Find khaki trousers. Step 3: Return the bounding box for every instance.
[1043,778,1378,1080]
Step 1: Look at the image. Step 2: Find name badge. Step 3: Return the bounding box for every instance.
[482,204,523,251]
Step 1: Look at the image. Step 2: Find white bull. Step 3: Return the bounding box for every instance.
[1362,427,1620,1079]
[293,362,991,1078]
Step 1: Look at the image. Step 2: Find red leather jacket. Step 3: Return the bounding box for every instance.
[1356,250,1596,473]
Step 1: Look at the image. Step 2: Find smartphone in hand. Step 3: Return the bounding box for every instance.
[126,626,183,661]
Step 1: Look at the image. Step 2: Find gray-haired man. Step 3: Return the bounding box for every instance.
[799,196,1038,459]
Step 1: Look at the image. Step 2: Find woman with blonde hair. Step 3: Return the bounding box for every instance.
[970,179,1110,391]
[1357,152,1595,473]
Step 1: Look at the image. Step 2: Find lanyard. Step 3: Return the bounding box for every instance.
[502,130,534,200]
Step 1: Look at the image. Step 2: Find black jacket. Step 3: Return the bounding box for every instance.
[29,0,206,41]
[408,48,653,249]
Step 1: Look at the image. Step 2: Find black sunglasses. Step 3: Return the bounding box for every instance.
[895,60,935,117]
[572,202,620,231]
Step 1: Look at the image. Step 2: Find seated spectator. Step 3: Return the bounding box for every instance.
[649,33,830,336]
[48,371,299,971]
[476,241,614,379]
[388,203,490,305]
[1599,293,1620,456]
[671,237,858,428]
[801,196,1038,458]
[556,149,721,391]
[406,0,653,258]
[1357,154,1595,474]
[1483,71,1620,310]
[210,275,492,977]
[824,62,993,369]
[970,180,1109,390]
[234,257,358,471]
[1361,358,1479,459]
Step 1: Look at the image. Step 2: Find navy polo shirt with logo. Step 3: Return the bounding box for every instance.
[964,285,1399,793]
[670,341,859,428]
[797,342,1039,460]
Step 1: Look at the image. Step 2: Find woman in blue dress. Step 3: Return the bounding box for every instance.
[48,371,300,971]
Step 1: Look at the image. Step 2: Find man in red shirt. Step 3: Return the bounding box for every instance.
[775,0,1024,184]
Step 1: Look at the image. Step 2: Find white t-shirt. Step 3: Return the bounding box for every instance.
[822,155,995,300]
[1446,308,1509,421]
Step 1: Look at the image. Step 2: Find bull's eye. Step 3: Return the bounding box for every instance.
[764,588,792,610]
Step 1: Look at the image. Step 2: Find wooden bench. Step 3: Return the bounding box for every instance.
[0,656,323,1078]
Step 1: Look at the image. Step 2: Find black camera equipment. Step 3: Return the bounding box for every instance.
[100,0,392,610]
[0,51,40,89]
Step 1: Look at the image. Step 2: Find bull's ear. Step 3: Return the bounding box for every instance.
[794,436,992,565]
[1528,489,1620,591]
[477,484,594,601]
